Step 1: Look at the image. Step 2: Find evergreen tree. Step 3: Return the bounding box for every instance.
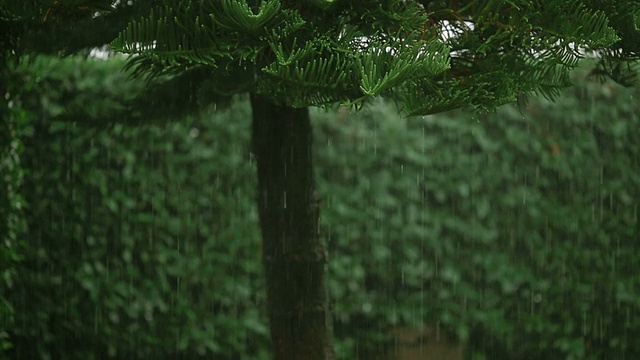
[3,1,639,359]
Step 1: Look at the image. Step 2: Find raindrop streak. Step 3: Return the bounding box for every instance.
[522,171,527,205]
[600,166,604,222]
[373,117,378,155]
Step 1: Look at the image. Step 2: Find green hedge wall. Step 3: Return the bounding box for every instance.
[6,56,640,360]
[1,61,26,353]
[314,78,640,359]
[8,56,268,359]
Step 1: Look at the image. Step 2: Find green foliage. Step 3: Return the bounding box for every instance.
[110,0,639,114]
[7,55,640,359]
[0,132,23,351]
[3,2,639,359]
[8,56,268,359]
[0,58,27,353]
[313,75,640,359]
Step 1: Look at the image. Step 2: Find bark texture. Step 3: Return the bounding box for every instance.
[250,95,335,360]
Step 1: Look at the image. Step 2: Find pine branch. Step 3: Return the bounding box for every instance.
[107,0,640,113]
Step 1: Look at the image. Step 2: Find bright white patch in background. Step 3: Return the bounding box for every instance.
[132,40,158,52]
[89,46,129,59]
[440,20,475,41]
[89,47,111,59]
[111,0,127,7]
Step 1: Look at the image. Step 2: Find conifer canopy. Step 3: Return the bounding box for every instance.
[3,1,638,114]
[105,0,640,114]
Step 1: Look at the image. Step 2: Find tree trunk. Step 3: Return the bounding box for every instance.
[250,94,335,360]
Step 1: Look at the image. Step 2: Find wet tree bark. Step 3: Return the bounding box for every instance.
[250,94,335,360]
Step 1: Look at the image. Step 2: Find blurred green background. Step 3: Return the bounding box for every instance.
[2,55,639,359]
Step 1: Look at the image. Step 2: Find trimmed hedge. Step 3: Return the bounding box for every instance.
[8,56,268,359]
[314,78,640,359]
[6,56,640,359]
[1,62,26,353]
